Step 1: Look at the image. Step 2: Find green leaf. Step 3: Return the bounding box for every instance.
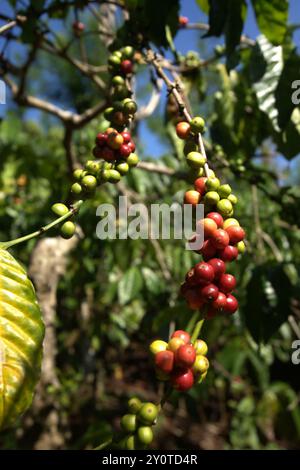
[118,267,143,305]
[275,50,300,129]
[244,263,294,344]
[196,0,209,14]
[141,267,163,295]
[205,0,228,37]
[251,0,288,45]
[276,107,300,159]
[225,0,247,57]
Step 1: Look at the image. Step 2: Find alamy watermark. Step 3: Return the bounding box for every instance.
[95,196,204,250]
[0,79,6,104]
[291,340,300,365]
[291,80,300,105]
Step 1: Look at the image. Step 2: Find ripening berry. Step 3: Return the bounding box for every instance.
[121,130,131,143]
[116,162,129,175]
[237,240,246,253]
[218,245,238,262]
[192,355,209,375]
[73,21,85,33]
[190,116,205,133]
[185,288,204,309]
[137,426,153,445]
[224,294,238,314]
[171,330,191,344]
[200,283,219,302]
[205,306,218,320]
[128,397,142,414]
[228,193,238,205]
[120,144,132,157]
[218,184,232,198]
[71,182,82,195]
[217,199,233,216]
[121,45,134,59]
[175,344,196,368]
[219,274,236,293]
[194,176,207,195]
[206,212,224,228]
[222,218,240,229]
[127,141,136,152]
[127,153,139,167]
[125,435,136,450]
[155,350,174,373]
[102,147,115,162]
[194,261,215,283]
[51,203,68,216]
[207,258,226,279]
[212,291,227,310]
[121,414,137,433]
[186,151,206,168]
[121,59,133,74]
[176,121,191,139]
[205,177,220,191]
[184,190,201,206]
[82,175,97,191]
[123,100,137,115]
[171,368,194,391]
[204,191,220,205]
[113,111,127,126]
[95,132,107,146]
[211,229,230,249]
[60,221,75,239]
[193,339,208,356]
[149,340,168,355]
[185,267,197,286]
[168,337,185,352]
[138,403,159,425]
[107,132,124,150]
[225,225,245,245]
[197,218,218,239]
[73,168,85,180]
[112,75,125,86]
[200,239,217,260]
[179,16,189,27]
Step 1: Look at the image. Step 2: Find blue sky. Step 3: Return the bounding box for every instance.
[1,0,300,171]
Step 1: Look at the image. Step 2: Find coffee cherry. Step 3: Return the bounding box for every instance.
[150,340,168,355]
[194,177,207,195]
[211,229,230,249]
[212,291,227,310]
[225,225,245,244]
[217,199,233,216]
[73,21,85,33]
[71,182,83,195]
[127,141,136,152]
[222,218,239,229]
[206,212,224,228]
[219,274,236,293]
[112,75,126,86]
[121,45,134,59]
[207,258,226,279]
[82,175,97,192]
[218,184,231,198]
[60,221,75,239]
[190,116,205,133]
[95,132,107,146]
[184,190,201,206]
[127,398,142,414]
[107,132,124,149]
[121,414,137,433]
[237,241,246,253]
[224,294,238,314]
[218,245,238,262]
[185,267,197,286]
[228,194,238,205]
[193,339,208,356]
[197,218,218,239]
[194,262,215,283]
[205,306,218,320]
[179,15,189,27]
[176,121,191,139]
[185,288,204,309]
[192,355,209,375]
[205,177,220,191]
[120,144,132,157]
[107,169,121,183]
[123,100,137,115]
[127,153,139,167]
[121,130,131,143]
[200,239,217,260]
[101,147,115,162]
[92,146,103,159]
[51,203,68,216]
[171,368,194,391]
[85,161,100,175]
[108,54,121,67]
[186,151,206,168]
[116,162,129,175]
[155,350,174,373]
[73,168,85,180]
[171,330,190,344]
[200,283,219,302]
[112,110,127,126]
[168,337,185,352]
[104,107,114,121]
[175,344,196,368]
[138,403,158,425]
[125,435,136,450]
[204,191,220,205]
[137,426,153,445]
[121,59,133,74]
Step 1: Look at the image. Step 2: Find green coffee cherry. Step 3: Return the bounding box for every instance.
[204,191,220,204]
[73,168,85,181]
[107,169,121,183]
[71,182,83,195]
[116,162,129,175]
[190,116,205,133]
[85,161,100,175]
[123,100,137,115]
[126,435,136,450]
[51,203,68,216]
[218,184,232,198]
[205,177,220,191]
[217,198,233,216]
[81,175,97,191]
[126,153,139,167]
[128,397,142,414]
[186,151,206,168]
[237,241,246,253]
[104,107,114,121]
[137,426,153,445]
[108,54,121,67]
[138,403,158,425]
[112,85,130,100]
[121,414,137,433]
[121,45,134,59]
[112,75,125,86]
[60,221,75,239]
[228,193,238,205]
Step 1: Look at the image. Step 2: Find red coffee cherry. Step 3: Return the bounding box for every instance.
[180,282,189,296]
[185,288,204,309]
[225,225,245,244]
[194,177,207,195]
[119,144,132,157]
[171,330,191,344]
[121,130,131,143]
[176,121,191,139]
[102,147,115,162]
[218,245,238,262]
[211,229,230,249]
[127,141,136,152]
[185,268,197,286]
[73,21,85,33]
[121,59,133,74]
[212,292,227,310]
[155,350,174,374]
[197,218,218,239]
[200,283,219,302]
[205,306,218,320]
[206,212,224,228]
[218,274,236,293]
[184,190,201,206]
[194,262,215,283]
[200,239,217,260]
[207,258,226,279]
[175,344,196,368]
[171,368,194,391]
[224,294,238,314]
[179,16,189,27]
[95,132,107,146]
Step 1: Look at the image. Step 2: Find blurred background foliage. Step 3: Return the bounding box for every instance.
[0,0,300,450]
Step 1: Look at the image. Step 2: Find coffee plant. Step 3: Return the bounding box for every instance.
[0,0,300,451]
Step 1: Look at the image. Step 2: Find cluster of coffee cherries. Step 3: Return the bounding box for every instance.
[51,203,75,239]
[115,398,158,450]
[150,330,209,392]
